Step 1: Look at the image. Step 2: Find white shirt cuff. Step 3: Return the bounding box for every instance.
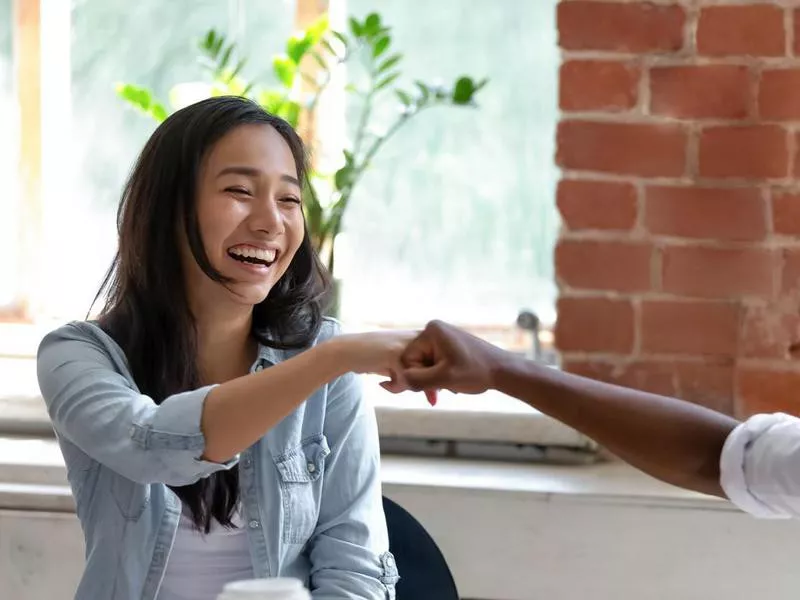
[720,413,797,519]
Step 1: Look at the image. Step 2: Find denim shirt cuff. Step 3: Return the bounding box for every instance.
[131,384,238,480]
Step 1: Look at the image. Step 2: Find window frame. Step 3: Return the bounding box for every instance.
[0,0,590,452]
[2,0,41,324]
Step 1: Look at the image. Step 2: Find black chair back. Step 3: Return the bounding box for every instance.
[382,496,460,600]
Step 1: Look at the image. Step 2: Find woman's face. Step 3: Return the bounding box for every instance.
[184,123,305,308]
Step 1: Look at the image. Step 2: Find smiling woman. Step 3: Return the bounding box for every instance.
[36,96,410,600]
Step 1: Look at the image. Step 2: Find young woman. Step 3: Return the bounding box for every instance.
[37,96,408,600]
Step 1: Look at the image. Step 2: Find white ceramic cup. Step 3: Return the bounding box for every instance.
[216,577,311,600]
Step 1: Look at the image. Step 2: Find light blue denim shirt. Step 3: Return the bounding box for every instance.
[36,318,398,600]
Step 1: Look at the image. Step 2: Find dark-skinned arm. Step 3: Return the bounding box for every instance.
[399,320,739,497]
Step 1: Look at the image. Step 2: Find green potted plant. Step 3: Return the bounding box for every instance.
[116,12,486,317]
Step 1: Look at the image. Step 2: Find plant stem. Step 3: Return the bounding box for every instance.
[349,103,432,193]
[351,47,377,161]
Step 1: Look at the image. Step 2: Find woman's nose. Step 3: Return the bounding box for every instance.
[250,196,284,236]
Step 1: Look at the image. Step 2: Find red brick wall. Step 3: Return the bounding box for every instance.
[555,1,800,417]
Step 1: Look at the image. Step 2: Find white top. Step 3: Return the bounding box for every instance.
[157,506,254,600]
[720,412,800,518]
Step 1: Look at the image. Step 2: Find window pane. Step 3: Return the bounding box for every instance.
[38,0,296,320]
[0,0,18,308]
[339,0,559,330]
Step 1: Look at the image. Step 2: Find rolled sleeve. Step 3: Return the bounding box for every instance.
[37,324,237,486]
[720,412,800,519]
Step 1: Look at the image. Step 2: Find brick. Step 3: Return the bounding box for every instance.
[759,69,800,120]
[645,185,766,242]
[795,132,800,178]
[557,180,637,231]
[558,121,687,177]
[795,9,800,56]
[563,359,677,396]
[558,2,685,53]
[673,361,734,414]
[560,60,640,112]
[781,248,800,295]
[737,366,800,417]
[650,65,750,120]
[697,5,785,57]
[741,301,800,359]
[556,240,652,292]
[772,189,800,235]
[555,297,635,354]
[563,358,733,413]
[662,245,776,298]
[641,300,739,356]
[698,125,788,179]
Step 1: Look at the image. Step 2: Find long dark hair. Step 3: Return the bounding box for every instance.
[93,96,330,531]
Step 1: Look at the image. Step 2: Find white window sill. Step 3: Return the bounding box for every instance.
[0,434,717,513]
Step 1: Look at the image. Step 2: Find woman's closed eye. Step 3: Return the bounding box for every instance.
[281,196,302,205]
[225,186,252,196]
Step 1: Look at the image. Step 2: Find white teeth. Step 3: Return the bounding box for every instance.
[229,246,277,263]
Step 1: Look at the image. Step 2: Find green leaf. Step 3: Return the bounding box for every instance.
[303,178,323,237]
[372,35,390,58]
[348,17,362,38]
[213,35,224,56]
[305,13,329,44]
[364,13,381,37]
[256,89,286,113]
[278,100,301,128]
[150,103,168,122]
[116,83,171,122]
[334,164,355,191]
[272,54,297,88]
[395,89,412,106]
[228,58,246,82]
[414,80,430,100]
[310,50,327,70]
[452,76,476,104]
[331,30,348,49]
[375,72,400,91]
[220,73,250,96]
[320,38,338,59]
[202,30,215,52]
[219,44,234,71]
[116,82,153,111]
[287,33,314,65]
[377,53,401,74]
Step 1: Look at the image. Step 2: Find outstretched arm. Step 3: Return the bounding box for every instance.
[398,320,738,497]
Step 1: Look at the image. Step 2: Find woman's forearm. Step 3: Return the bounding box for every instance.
[201,339,345,462]
[495,356,740,496]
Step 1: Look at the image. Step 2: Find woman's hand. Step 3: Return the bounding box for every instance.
[329,331,418,392]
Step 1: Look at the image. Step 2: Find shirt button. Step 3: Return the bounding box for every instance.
[249,520,260,529]
[243,457,252,468]
[307,462,316,474]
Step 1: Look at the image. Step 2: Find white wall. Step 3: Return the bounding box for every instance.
[3,480,800,600]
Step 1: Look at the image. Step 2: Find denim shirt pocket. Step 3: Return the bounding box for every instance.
[274,434,330,544]
[110,472,151,521]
